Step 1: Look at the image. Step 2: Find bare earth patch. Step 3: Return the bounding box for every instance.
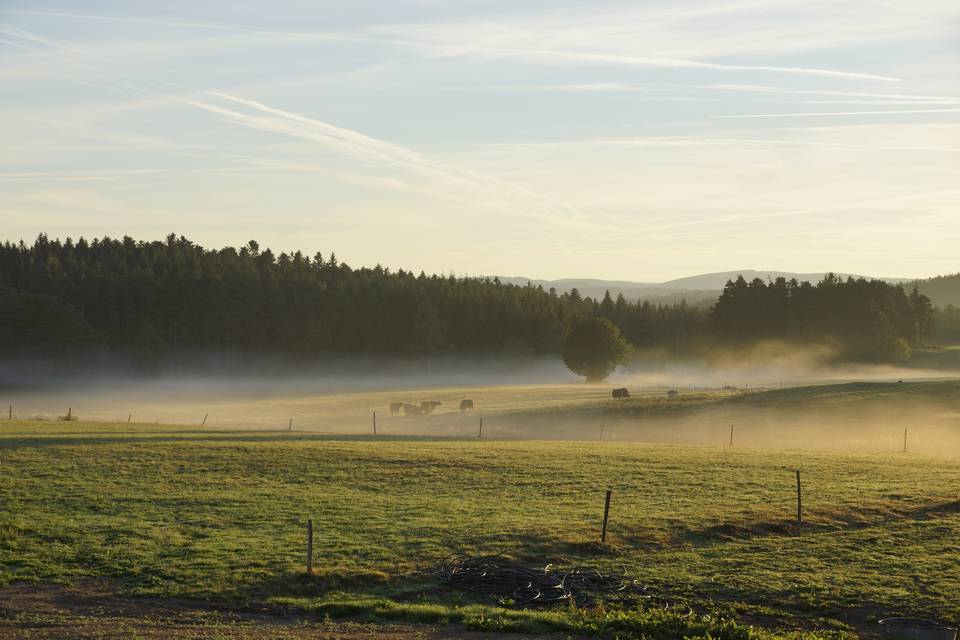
[0,581,571,640]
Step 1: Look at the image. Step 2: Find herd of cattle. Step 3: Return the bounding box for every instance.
[612,388,679,399]
[388,387,682,415]
[388,388,679,415]
[389,399,475,416]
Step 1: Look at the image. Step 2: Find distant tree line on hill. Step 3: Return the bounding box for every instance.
[916,272,960,308]
[912,273,960,343]
[713,274,934,362]
[0,234,938,364]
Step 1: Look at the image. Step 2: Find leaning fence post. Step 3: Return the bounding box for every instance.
[288,418,293,432]
[127,414,132,423]
[306,518,314,574]
[201,413,208,427]
[600,489,612,544]
[795,470,802,530]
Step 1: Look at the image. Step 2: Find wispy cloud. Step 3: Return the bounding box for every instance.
[712,109,960,118]
[476,135,960,154]
[1,7,904,82]
[474,82,960,103]
[172,89,608,230]
[0,169,167,183]
[2,3,958,279]
[0,23,609,230]
[418,44,899,82]
[638,189,960,233]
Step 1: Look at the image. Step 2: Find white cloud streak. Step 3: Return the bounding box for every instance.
[192,91,610,229]
[0,7,902,82]
[712,109,960,118]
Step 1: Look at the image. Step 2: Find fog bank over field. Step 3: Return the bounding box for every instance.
[3,345,955,397]
[615,341,960,389]
[3,348,959,448]
[0,355,576,394]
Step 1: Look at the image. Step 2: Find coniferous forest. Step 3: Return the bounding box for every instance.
[0,234,938,363]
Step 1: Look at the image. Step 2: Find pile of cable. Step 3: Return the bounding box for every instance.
[434,554,646,606]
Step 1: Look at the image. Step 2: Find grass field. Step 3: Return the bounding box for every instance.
[3,383,960,638]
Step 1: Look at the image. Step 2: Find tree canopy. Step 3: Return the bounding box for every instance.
[561,318,633,382]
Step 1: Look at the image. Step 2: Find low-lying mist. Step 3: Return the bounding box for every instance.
[3,347,959,457]
[616,339,955,388]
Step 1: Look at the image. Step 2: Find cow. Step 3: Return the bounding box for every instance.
[666,389,679,398]
[389,402,403,416]
[402,403,424,416]
[420,401,442,414]
[459,399,475,412]
[612,388,630,399]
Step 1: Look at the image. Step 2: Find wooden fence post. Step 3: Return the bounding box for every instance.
[201,413,208,427]
[598,423,605,443]
[8,404,11,420]
[795,470,802,530]
[288,418,293,432]
[478,416,483,439]
[600,489,612,544]
[729,424,734,446]
[903,428,907,453]
[306,518,313,574]
[373,411,377,435]
[127,414,132,423]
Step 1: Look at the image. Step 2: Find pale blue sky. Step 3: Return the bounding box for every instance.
[1,0,958,280]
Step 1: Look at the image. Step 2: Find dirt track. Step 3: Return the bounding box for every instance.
[0,581,570,639]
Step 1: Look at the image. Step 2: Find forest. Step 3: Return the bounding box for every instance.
[0,234,938,363]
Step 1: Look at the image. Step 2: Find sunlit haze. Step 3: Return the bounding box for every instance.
[2,0,958,280]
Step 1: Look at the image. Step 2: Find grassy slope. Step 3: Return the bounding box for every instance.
[2,382,960,637]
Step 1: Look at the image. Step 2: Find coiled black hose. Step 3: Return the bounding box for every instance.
[434,554,648,606]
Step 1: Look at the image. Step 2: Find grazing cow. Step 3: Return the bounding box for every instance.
[420,401,442,414]
[459,399,475,412]
[612,388,630,399]
[403,403,424,416]
[389,402,403,416]
[666,389,679,398]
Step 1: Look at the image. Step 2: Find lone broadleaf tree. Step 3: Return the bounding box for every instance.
[562,318,633,382]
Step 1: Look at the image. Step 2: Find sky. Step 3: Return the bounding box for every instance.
[1,0,958,282]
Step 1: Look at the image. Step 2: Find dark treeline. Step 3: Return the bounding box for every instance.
[0,234,698,359]
[916,272,960,307]
[0,234,936,363]
[714,274,935,361]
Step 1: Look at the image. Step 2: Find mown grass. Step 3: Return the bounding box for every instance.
[2,386,960,637]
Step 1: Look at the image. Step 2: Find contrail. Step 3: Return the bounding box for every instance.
[712,109,960,118]
[449,46,900,82]
[0,9,900,82]
[1,23,609,230]
[702,84,960,102]
[178,90,605,229]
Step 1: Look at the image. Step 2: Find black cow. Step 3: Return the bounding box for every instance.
[420,401,442,414]
[612,388,630,399]
[460,399,475,411]
[403,403,424,416]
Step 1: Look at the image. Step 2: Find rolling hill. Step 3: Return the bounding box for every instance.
[496,270,910,303]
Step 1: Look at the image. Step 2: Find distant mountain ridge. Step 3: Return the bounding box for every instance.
[494,270,912,304]
[915,273,960,308]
